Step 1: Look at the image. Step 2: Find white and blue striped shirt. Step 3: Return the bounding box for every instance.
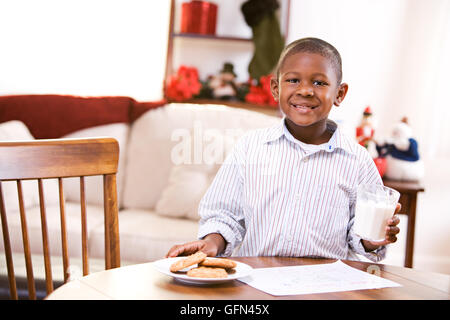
[198,118,386,262]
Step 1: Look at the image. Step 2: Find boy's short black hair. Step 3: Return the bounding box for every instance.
[275,37,343,84]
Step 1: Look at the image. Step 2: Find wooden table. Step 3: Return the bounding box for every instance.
[46,257,449,300]
[383,178,425,268]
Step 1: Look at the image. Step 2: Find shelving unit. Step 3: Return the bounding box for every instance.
[164,0,290,117]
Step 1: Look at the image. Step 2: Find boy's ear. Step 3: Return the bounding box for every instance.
[270,77,279,102]
[334,82,348,106]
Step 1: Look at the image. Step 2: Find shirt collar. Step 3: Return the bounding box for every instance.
[263,117,354,155]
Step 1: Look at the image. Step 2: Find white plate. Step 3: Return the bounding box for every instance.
[152,257,253,285]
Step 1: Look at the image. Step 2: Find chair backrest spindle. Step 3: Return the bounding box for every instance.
[0,181,18,300]
[58,177,70,283]
[37,178,53,295]
[79,176,89,276]
[17,180,37,299]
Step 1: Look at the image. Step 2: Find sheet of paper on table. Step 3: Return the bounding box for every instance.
[238,260,401,296]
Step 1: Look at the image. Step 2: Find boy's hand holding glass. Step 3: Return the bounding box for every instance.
[361,203,401,252]
[354,184,402,252]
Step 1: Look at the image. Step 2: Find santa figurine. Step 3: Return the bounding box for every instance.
[356,106,380,158]
[355,106,387,176]
[376,117,424,181]
[356,106,375,148]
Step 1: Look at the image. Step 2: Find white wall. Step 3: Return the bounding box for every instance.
[0,0,171,101]
[288,0,407,136]
[288,0,450,274]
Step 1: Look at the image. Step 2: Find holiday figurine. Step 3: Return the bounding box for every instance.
[208,62,238,100]
[356,106,375,148]
[376,117,424,181]
[356,106,387,176]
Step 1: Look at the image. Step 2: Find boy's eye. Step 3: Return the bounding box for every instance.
[313,80,328,86]
[286,78,299,84]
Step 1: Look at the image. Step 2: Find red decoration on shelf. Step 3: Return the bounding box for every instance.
[181,1,218,35]
[165,66,201,102]
[245,75,278,107]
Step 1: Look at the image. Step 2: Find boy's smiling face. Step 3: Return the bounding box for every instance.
[271,52,348,133]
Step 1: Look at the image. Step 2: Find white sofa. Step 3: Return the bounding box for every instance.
[0,103,280,271]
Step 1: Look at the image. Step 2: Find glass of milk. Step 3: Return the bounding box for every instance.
[353,184,400,241]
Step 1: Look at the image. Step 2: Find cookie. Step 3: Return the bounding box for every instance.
[187,266,228,278]
[169,251,207,272]
[198,258,237,269]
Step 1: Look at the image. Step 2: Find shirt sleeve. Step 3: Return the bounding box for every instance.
[347,146,387,262]
[197,134,248,257]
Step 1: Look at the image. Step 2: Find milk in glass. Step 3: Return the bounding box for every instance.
[353,184,400,241]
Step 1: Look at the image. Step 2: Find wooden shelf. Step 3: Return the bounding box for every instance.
[172,32,252,43]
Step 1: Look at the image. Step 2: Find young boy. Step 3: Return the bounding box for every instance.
[167,37,400,262]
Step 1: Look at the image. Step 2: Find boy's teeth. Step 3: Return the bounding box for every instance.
[293,104,316,109]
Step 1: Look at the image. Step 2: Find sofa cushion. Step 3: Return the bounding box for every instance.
[0,94,133,139]
[0,120,35,141]
[154,131,235,220]
[130,100,167,122]
[123,103,280,210]
[0,121,38,212]
[61,123,129,209]
[154,164,215,220]
[0,202,106,259]
[88,209,199,262]
[0,120,59,212]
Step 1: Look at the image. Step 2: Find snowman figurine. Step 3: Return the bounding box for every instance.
[377,117,424,181]
[208,62,238,100]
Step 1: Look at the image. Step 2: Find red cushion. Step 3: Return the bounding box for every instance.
[0,94,134,139]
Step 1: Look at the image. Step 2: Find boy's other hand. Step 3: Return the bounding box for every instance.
[166,240,214,258]
[165,233,226,258]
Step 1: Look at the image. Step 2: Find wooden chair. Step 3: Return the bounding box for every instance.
[0,138,120,299]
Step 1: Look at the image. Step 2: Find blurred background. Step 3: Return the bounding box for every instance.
[0,0,449,274]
